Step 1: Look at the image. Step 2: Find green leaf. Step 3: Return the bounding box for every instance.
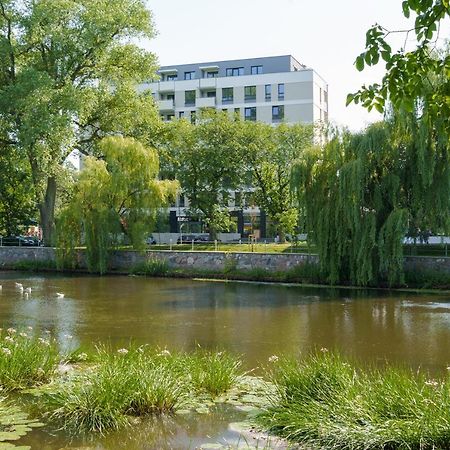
[356,55,365,72]
[346,94,355,106]
[402,1,410,17]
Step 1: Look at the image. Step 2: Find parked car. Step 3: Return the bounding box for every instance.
[0,235,42,246]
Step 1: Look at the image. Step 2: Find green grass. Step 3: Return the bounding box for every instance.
[0,328,59,390]
[39,346,243,433]
[256,351,450,449]
[10,259,57,271]
[129,257,169,276]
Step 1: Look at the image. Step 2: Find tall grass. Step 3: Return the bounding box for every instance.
[130,258,169,276]
[40,346,242,433]
[257,352,450,449]
[0,328,59,390]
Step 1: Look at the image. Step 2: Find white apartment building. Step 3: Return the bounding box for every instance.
[141,55,328,125]
[141,55,328,240]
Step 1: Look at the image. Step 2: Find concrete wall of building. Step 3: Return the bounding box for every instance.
[1,247,450,277]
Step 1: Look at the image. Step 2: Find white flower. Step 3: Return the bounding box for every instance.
[425,379,439,387]
[38,338,50,346]
[64,334,73,340]
[44,330,51,334]
[157,349,171,357]
[4,336,14,343]
[27,326,33,331]
[7,328,16,335]
[117,348,128,355]
[320,347,329,353]
[268,355,279,363]
[77,352,88,361]
[19,332,28,338]
[1,348,11,356]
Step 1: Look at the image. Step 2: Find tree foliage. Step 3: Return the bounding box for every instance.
[0,0,160,245]
[241,121,314,242]
[57,137,178,273]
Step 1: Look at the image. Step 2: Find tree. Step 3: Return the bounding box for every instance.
[0,148,36,236]
[0,0,161,245]
[57,137,178,273]
[164,111,244,240]
[241,121,314,242]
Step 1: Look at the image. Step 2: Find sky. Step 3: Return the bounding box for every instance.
[143,0,449,131]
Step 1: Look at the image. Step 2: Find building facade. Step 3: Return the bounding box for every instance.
[141,55,328,239]
[141,55,328,125]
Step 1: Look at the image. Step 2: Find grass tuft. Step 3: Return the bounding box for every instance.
[130,258,169,276]
[257,351,450,449]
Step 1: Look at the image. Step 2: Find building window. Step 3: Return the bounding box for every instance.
[167,93,175,100]
[272,105,284,122]
[205,71,218,78]
[179,111,185,118]
[184,71,195,80]
[206,90,216,98]
[166,74,177,81]
[185,90,196,106]
[265,84,271,101]
[278,83,285,100]
[234,107,240,114]
[222,87,233,104]
[226,67,244,77]
[167,114,175,121]
[190,111,196,124]
[251,65,263,75]
[244,86,256,102]
[244,107,256,121]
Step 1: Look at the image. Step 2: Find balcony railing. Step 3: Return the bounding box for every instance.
[158,99,175,111]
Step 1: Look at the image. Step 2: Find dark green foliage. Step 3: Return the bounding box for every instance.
[10,259,56,272]
[130,258,169,276]
[257,352,450,449]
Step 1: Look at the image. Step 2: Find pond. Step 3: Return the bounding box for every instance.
[0,272,449,449]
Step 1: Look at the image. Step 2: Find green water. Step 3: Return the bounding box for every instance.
[0,272,449,449]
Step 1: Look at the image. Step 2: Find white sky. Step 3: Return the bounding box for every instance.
[144,0,449,131]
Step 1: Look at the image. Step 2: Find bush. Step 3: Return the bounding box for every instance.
[0,328,59,390]
[257,351,450,449]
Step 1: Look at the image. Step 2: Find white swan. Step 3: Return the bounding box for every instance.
[25,287,32,294]
[56,293,65,298]
[15,282,23,288]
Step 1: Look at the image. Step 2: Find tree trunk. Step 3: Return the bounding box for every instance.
[39,177,57,246]
[278,227,286,244]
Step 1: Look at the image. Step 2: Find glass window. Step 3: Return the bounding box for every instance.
[166,74,177,81]
[251,65,263,75]
[167,93,175,100]
[205,71,218,78]
[222,87,233,103]
[234,108,240,114]
[206,90,216,98]
[244,86,256,101]
[265,84,271,100]
[184,71,195,80]
[278,83,285,100]
[226,67,244,77]
[244,107,256,121]
[190,111,196,124]
[272,105,284,122]
[185,90,196,106]
[179,111,185,118]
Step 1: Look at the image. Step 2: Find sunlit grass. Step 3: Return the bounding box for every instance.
[257,351,450,449]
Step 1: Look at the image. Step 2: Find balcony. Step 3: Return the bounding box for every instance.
[158,99,175,111]
[199,78,217,90]
[158,80,176,92]
[196,97,216,108]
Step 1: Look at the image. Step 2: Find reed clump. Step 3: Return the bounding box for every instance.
[257,351,450,449]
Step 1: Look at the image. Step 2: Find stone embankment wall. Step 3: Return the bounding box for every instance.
[0,246,450,274]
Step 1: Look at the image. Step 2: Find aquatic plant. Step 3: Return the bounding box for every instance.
[0,397,44,449]
[256,351,450,449]
[129,258,169,276]
[0,329,59,391]
[40,346,243,433]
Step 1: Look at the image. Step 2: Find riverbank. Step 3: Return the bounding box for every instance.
[1,246,450,290]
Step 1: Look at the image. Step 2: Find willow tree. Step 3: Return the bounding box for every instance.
[0,0,160,245]
[57,137,178,273]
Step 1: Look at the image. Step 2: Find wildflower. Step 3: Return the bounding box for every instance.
[7,328,16,335]
[27,326,33,331]
[4,336,14,343]
[425,379,439,387]
[77,352,88,361]
[268,355,279,363]
[19,332,28,338]
[117,348,128,355]
[1,348,11,356]
[447,366,450,371]
[38,338,50,346]
[64,334,73,340]
[44,330,51,334]
[157,349,171,357]
[320,347,329,353]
